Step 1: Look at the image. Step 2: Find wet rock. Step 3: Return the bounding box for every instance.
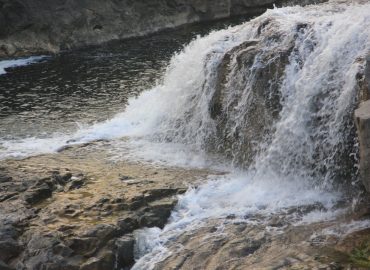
[0,260,14,270]
[231,238,262,257]
[0,192,17,202]
[67,237,98,256]
[355,101,370,191]
[0,144,205,270]
[358,53,370,101]
[356,55,370,192]
[23,182,52,204]
[126,195,146,210]
[208,34,293,167]
[115,235,135,268]
[17,233,81,270]
[138,198,177,228]
[64,178,84,191]
[144,188,181,201]
[52,172,72,186]
[0,238,22,262]
[138,212,166,228]
[82,224,120,242]
[117,217,139,234]
[119,175,133,181]
[80,251,115,270]
[0,175,12,183]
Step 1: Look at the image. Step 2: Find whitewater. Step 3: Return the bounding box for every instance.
[1,1,370,268]
[0,56,46,76]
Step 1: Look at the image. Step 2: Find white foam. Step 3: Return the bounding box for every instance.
[316,219,370,238]
[130,2,370,268]
[0,56,46,75]
[132,171,340,269]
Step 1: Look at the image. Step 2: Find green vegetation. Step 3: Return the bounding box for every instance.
[350,243,370,268]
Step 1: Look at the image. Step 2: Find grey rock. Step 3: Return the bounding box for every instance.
[208,34,292,167]
[67,237,98,257]
[17,233,80,270]
[0,260,14,270]
[0,0,327,58]
[81,224,120,242]
[115,235,135,269]
[0,175,11,183]
[0,238,22,262]
[64,178,84,191]
[117,216,139,234]
[355,100,370,192]
[52,172,72,186]
[355,55,370,192]
[79,251,115,270]
[23,182,52,204]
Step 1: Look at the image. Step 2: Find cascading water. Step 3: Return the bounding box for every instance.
[124,1,370,268]
[0,1,370,268]
[127,1,368,185]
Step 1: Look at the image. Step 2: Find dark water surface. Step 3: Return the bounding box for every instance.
[0,16,254,139]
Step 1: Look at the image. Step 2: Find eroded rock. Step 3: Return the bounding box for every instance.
[0,143,208,270]
[115,235,135,269]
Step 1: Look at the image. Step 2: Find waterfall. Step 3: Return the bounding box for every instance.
[125,1,370,268]
[1,2,369,267]
[117,1,369,187]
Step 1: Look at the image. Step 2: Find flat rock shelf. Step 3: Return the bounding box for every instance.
[0,141,212,270]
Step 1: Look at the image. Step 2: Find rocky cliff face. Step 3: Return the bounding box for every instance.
[0,0,326,58]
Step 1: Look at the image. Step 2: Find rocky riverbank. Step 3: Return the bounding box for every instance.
[0,0,327,58]
[0,141,212,270]
[2,1,370,269]
[1,141,370,270]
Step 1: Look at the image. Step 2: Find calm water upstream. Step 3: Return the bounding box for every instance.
[0,16,253,141]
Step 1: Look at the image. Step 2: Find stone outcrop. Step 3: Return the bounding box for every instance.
[0,0,326,58]
[139,201,370,270]
[2,142,370,269]
[355,54,370,192]
[208,33,292,166]
[0,142,210,270]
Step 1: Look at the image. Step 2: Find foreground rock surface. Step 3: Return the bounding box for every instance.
[152,213,370,270]
[0,141,210,270]
[1,141,370,270]
[0,0,326,58]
